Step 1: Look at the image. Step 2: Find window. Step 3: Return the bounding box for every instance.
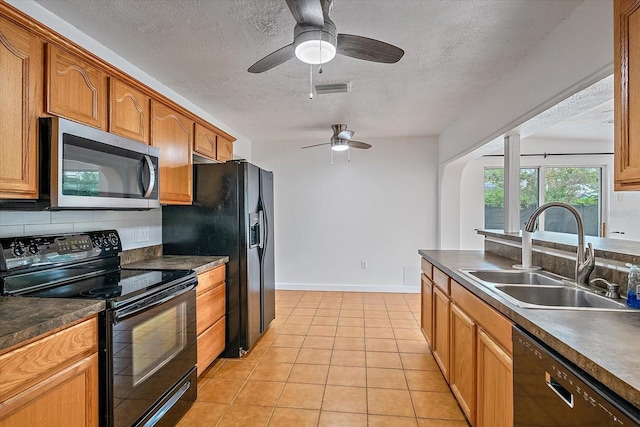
[484,168,539,229]
[484,166,602,236]
[543,167,601,236]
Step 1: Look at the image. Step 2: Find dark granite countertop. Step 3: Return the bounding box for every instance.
[123,255,228,275]
[0,297,105,353]
[419,249,640,410]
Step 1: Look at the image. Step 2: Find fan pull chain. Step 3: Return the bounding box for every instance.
[309,64,313,99]
[330,146,334,165]
[318,33,323,74]
[347,147,350,162]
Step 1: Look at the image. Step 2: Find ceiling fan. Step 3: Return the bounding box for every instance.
[301,124,372,151]
[248,0,404,73]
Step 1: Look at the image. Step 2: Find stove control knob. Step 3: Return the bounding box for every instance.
[28,243,39,254]
[108,233,119,246]
[12,242,25,257]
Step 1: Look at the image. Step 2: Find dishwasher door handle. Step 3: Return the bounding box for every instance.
[546,372,575,408]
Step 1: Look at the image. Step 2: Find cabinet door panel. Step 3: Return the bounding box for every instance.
[150,101,193,204]
[216,134,233,162]
[0,17,42,199]
[196,282,225,335]
[615,0,640,190]
[450,304,476,424]
[420,274,433,348]
[197,317,225,376]
[194,123,217,160]
[109,78,149,143]
[47,44,107,130]
[432,285,450,382]
[0,354,98,427]
[477,329,513,427]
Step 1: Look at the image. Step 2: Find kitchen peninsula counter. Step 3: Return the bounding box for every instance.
[124,255,229,274]
[0,297,104,352]
[419,249,640,410]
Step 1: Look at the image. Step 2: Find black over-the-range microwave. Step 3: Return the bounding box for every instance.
[0,117,160,210]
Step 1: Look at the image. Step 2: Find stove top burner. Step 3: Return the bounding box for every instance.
[81,286,122,299]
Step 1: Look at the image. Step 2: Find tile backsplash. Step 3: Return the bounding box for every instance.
[0,209,162,250]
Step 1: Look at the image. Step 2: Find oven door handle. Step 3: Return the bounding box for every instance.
[113,283,195,323]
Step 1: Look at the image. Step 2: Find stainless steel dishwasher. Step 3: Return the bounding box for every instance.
[513,326,640,426]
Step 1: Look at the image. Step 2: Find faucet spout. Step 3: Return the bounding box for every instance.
[523,202,595,285]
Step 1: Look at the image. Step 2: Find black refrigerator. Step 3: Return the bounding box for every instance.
[162,160,275,358]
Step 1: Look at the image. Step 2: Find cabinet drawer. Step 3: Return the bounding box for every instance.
[0,317,97,401]
[451,280,513,354]
[433,267,450,294]
[196,282,225,335]
[421,258,433,279]
[197,266,225,295]
[197,316,225,376]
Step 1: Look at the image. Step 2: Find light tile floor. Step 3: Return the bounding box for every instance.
[178,290,469,427]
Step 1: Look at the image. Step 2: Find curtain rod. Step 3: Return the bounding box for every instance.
[483,152,613,158]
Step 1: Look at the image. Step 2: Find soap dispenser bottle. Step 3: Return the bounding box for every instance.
[626,264,640,308]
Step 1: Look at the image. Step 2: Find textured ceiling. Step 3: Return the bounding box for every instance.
[32,0,584,146]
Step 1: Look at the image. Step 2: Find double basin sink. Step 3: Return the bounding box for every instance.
[457,269,631,311]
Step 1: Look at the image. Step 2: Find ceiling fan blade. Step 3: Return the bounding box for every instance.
[248,43,296,73]
[285,0,325,28]
[301,142,331,149]
[348,140,372,149]
[337,130,354,140]
[337,34,404,63]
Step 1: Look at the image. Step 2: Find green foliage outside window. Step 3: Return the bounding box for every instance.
[484,168,538,209]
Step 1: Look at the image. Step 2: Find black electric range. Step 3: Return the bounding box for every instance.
[0,230,198,427]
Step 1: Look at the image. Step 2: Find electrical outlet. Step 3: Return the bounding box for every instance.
[361,260,368,269]
[134,227,149,243]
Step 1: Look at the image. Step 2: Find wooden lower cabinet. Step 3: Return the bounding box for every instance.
[196,265,226,376]
[450,303,477,424]
[477,329,513,427]
[0,317,99,426]
[420,273,433,347]
[432,285,451,382]
[420,258,515,426]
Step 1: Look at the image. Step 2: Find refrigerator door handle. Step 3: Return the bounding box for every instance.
[258,209,265,249]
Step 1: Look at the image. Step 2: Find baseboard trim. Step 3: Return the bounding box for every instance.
[275,282,420,294]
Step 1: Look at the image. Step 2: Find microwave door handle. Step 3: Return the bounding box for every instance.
[142,155,156,198]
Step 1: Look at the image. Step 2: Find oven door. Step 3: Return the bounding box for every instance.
[106,283,196,427]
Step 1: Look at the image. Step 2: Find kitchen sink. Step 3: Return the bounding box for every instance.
[494,285,628,310]
[468,270,564,286]
[458,268,633,311]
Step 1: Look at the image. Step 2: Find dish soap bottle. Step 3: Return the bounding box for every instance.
[626,264,640,308]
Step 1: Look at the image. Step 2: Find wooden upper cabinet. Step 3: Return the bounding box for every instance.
[194,122,218,160]
[46,44,107,130]
[0,17,43,199]
[217,134,234,162]
[614,0,640,190]
[109,78,150,144]
[150,101,193,204]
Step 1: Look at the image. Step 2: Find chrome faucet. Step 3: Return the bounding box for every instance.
[523,202,595,286]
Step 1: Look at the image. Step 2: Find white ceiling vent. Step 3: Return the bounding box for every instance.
[315,83,351,95]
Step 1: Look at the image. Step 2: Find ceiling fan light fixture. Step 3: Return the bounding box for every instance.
[294,31,337,65]
[331,140,349,151]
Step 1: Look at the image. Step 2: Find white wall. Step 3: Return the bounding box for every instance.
[438,0,613,249]
[251,137,438,293]
[458,138,640,249]
[2,1,252,249]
